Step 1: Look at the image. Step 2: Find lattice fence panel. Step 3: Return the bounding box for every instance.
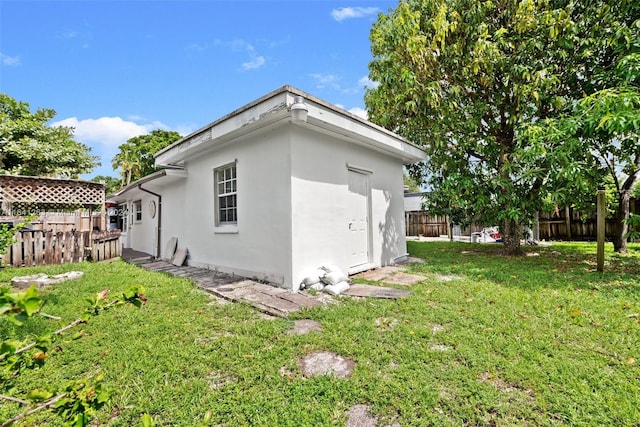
[0,175,104,213]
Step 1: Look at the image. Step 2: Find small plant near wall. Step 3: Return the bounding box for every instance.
[0,284,146,426]
[0,215,36,265]
[627,213,640,242]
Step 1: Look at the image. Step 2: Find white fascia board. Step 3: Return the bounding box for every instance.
[106,169,187,203]
[155,93,290,166]
[154,85,427,166]
[304,103,426,163]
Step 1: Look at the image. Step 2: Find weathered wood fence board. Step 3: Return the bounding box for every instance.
[405,211,449,237]
[537,199,639,240]
[405,197,639,241]
[1,230,121,267]
[0,213,105,234]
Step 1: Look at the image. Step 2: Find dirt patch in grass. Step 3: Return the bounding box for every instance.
[479,371,535,397]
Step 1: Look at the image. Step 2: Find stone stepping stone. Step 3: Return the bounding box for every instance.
[342,284,411,299]
[381,272,424,286]
[138,261,324,317]
[346,405,378,427]
[346,404,399,427]
[287,319,322,335]
[355,266,400,281]
[299,350,354,378]
[11,271,84,289]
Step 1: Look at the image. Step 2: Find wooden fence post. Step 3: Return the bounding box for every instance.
[597,187,606,272]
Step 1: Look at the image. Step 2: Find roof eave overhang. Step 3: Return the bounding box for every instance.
[106,168,187,203]
[154,85,427,167]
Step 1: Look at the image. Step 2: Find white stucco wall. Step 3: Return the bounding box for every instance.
[289,126,408,289]
[169,127,293,286]
[158,180,186,259]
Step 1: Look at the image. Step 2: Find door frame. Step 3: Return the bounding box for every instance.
[347,166,373,272]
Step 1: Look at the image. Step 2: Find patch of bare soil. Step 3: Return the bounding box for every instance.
[479,371,535,397]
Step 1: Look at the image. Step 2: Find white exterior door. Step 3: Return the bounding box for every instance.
[348,169,370,268]
[119,203,130,248]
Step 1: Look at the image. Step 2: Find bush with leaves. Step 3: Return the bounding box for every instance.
[0,216,35,264]
[0,284,146,426]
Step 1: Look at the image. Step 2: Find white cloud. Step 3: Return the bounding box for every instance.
[331,7,379,22]
[335,104,369,120]
[195,38,266,71]
[0,53,21,66]
[309,73,340,89]
[185,42,210,52]
[242,55,265,70]
[358,75,379,89]
[57,30,78,39]
[348,107,368,119]
[51,116,165,147]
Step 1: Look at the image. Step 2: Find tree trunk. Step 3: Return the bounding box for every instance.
[501,218,524,256]
[612,190,630,254]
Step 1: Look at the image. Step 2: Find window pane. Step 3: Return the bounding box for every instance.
[215,164,237,225]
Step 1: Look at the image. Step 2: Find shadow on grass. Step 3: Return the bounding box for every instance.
[406,241,640,296]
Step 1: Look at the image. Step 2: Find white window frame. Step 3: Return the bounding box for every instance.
[214,162,238,233]
[133,200,142,223]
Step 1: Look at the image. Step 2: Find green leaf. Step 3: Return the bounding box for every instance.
[22,297,42,316]
[26,389,54,401]
[140,413,156,427]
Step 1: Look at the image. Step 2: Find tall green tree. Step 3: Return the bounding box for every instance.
[0,94,98,178]
[111,129,181,185]
[365,0,636,255]
[525,4,639,253]
[90,175,122,194]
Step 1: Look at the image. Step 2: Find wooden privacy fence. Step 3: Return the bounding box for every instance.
[1,230,121,267]
[405,200,639,240]
[537,207,638,241]
[405,211,449,237]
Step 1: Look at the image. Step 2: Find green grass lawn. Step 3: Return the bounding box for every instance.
[1,241,639,426]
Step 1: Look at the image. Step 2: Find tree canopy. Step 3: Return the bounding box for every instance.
[90,175,122,194]
[366,0,639,254]
[111,129,182,186]
[0,94,98,178]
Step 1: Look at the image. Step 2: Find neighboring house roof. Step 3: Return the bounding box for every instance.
[106,168,187,203]
[155,85,426,168]
[404,192,425,212]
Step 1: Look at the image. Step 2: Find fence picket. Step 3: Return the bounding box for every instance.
[1,230,121,267]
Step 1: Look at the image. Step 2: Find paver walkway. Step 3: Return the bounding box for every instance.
[141,261,324,317]
[137,259,422,316]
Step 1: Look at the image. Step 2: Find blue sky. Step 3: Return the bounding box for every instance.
[0,0,397,179]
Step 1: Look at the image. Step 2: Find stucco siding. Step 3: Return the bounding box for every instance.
[159,180,186,258]
[289,127,408,289]
[176,128,293,286]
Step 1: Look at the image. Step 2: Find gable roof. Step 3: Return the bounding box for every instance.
[154,85,426,167]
